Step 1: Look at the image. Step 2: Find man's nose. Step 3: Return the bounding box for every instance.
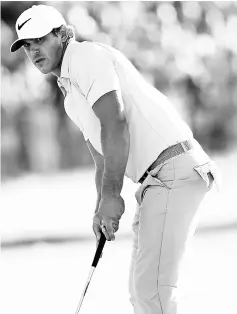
[30,44,40,56]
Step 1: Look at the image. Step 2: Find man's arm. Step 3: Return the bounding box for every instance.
[86,140,104,214]
[92,90,130,241]
[86,140,105,244]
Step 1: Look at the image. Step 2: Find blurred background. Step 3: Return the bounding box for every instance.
[1,2,237,314]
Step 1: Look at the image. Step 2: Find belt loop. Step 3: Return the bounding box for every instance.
[181,141,188,152]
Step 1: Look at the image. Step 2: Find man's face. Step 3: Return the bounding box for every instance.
[23,32,63,75]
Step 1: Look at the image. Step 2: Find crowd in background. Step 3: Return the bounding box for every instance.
[1,1,237,180]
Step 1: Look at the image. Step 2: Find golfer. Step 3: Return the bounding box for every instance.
[11,5,220,314]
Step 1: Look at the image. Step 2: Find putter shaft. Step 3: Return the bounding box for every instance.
[75,267,95,314]
[74,233,106,313]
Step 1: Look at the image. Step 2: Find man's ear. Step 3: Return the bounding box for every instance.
[57,25,67,43]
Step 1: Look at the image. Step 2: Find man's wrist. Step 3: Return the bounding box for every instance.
[101,173,124,198]
[101,192,121,201]
[95,194,101,213]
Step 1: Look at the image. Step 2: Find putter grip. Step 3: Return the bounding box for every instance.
[92,233,106,267]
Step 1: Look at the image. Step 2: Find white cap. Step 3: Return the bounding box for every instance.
[10,5,66,52]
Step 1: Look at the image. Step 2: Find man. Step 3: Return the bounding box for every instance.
[11,5,220,314]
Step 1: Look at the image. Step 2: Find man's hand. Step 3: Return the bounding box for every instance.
[93,195,125,242]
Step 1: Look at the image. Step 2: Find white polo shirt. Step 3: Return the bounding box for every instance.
[57,40,194,183]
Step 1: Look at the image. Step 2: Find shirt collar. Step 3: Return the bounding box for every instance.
[57,40,76,95]
[59,39,76,79]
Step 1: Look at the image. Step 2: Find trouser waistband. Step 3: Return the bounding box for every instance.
[138,140,193,184]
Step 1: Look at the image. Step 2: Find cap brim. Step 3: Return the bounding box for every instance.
[10,39,25,52]
[10,28,53,52]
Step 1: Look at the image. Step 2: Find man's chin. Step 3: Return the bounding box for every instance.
[40,68,51,74]
[33,61,50,74]
[36,66,51,75]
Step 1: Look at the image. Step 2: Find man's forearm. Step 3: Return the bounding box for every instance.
[94,166,104,213]
[100,119,129,198]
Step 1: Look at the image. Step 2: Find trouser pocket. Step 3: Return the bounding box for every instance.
[193,160,222,192]
[135,174,169,205]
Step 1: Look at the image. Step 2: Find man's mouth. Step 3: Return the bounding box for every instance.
[34,57,45,65]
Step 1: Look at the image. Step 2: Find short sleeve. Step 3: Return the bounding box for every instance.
[70,43,121,107]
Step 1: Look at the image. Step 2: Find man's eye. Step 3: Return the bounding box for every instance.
[36,37,43,43]
[23,43,30,48]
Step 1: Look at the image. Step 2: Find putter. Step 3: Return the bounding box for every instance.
[74,232,106,313]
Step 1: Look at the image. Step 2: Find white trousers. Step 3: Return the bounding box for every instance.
[129,148,216,314]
